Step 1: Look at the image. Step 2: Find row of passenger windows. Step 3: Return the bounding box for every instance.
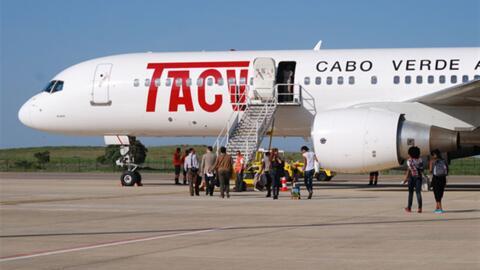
[393,74,479,85]
[134,77,248,87]
[133,74,480,87]
[303,74,480,86]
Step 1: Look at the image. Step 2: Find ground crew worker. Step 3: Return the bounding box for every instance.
[369,171,379,186]
[301,146,317,199]
[200,146,217,196]
[234,151,245,192]
[172,147,182,185]
[185,148,200,196]
[270,148,284,200]
[213,146,233,198]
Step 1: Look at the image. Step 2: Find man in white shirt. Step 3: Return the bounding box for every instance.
[301,146,318,199]
[185,148,200,196]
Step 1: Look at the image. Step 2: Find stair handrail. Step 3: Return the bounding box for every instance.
[213,84,250,153]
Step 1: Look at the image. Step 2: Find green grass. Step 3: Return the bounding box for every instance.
[0,146,478,175]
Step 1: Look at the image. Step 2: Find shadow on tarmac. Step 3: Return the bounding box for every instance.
[2,216,478,239]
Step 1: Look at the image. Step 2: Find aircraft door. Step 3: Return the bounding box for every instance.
[91,63,113,106]
[253,58,276,100]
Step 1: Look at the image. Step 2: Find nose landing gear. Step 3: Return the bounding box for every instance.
[117,145,143,186]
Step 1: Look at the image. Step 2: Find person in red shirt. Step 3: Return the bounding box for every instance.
[172,148,182,185]
[234,151,245,192]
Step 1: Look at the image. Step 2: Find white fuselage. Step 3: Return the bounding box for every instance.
[19,48,480,137]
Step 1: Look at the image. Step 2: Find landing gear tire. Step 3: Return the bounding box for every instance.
[316,171,332,182]
[121,171,139,186]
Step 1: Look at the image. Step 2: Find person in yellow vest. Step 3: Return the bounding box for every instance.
[234,151,245,192]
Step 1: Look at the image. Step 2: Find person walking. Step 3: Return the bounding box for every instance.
[181,149,189,185]
[213,146,233,198]
[270,148,285,200]
[369,171,379,186]
[403,146,423,213]
[301,146,317,199]
[200,146,217,196]
[185,148,200,196]
[429,149,448,213]
[234,151,245,192]
[262,151,273,197]
[172,147,182,185]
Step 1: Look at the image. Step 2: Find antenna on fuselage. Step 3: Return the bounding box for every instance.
[313,40,322,51]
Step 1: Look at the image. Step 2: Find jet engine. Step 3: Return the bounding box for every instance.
[311,109,459,173]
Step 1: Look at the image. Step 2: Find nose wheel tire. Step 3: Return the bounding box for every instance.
[121,171,141,186]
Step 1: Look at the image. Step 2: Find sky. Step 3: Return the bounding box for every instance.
[1,0,479,151]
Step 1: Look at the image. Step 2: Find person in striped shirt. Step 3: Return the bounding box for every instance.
[403,146,424,213]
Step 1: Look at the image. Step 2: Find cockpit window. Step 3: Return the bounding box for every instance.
[43,80,64,93]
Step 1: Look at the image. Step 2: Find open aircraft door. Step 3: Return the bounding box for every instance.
[91,63,113,106]
[253,58,276,100]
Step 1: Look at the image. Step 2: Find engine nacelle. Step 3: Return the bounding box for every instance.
[311,109,458,173]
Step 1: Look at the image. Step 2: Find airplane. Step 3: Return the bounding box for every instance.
[18,44,480,186]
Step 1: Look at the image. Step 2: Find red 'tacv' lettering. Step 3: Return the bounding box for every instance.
[168,71,194,112]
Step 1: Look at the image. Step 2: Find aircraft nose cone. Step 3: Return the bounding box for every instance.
[18,102,32,127]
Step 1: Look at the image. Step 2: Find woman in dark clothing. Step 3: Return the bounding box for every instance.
[429,149,448,213]
[270,148,285,200]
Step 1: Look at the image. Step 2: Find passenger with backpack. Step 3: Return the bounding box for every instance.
[403,146,423,213]
[429,149,448,213]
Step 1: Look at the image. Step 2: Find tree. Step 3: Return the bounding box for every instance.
[33,151,50,169]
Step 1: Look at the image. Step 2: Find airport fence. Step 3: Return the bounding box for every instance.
[0,158,479,175]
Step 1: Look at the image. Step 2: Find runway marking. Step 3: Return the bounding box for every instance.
[0,228,221,263]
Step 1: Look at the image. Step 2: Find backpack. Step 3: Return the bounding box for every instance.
[433,159,448,177]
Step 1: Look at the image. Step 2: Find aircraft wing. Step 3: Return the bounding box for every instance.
[352,80,480,130]
[410,79,480,106]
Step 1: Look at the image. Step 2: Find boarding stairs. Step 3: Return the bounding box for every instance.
[213,84,316,164]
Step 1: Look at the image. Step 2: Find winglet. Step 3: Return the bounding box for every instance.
[313,40,322,51]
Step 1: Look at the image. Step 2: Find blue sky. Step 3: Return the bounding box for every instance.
[1,0,479,150]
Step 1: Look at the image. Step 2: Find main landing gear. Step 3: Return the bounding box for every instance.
[116,145,143,186]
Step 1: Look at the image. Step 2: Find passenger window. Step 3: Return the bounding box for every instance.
[186,78,192,87]
[393,76,400,84]
[218,78,224,86]
[175,78,182,87]
[348,76,355,85]
[416,75,423,84]
[144,79,151,87]
[134,79,139,87]
[337,76,344,85]
[326,76,333,85]
[207,78,213,86]
[239,77,246,84]
[166,78,172,87]
[304,77,310,85]
[439,75,446,84]
[250,77,254,85]
[154,78,161,87]
[405,76,411,84]
[228,78,236,85]
[371,76,377,85]
[427,75,434,84]
[197,78,204,86]
[474,75,480,80]
[462,75,469,83]
[315,77,321,85]
[451,75,457,84]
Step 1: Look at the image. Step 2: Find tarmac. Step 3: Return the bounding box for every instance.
[0,172,479,270]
